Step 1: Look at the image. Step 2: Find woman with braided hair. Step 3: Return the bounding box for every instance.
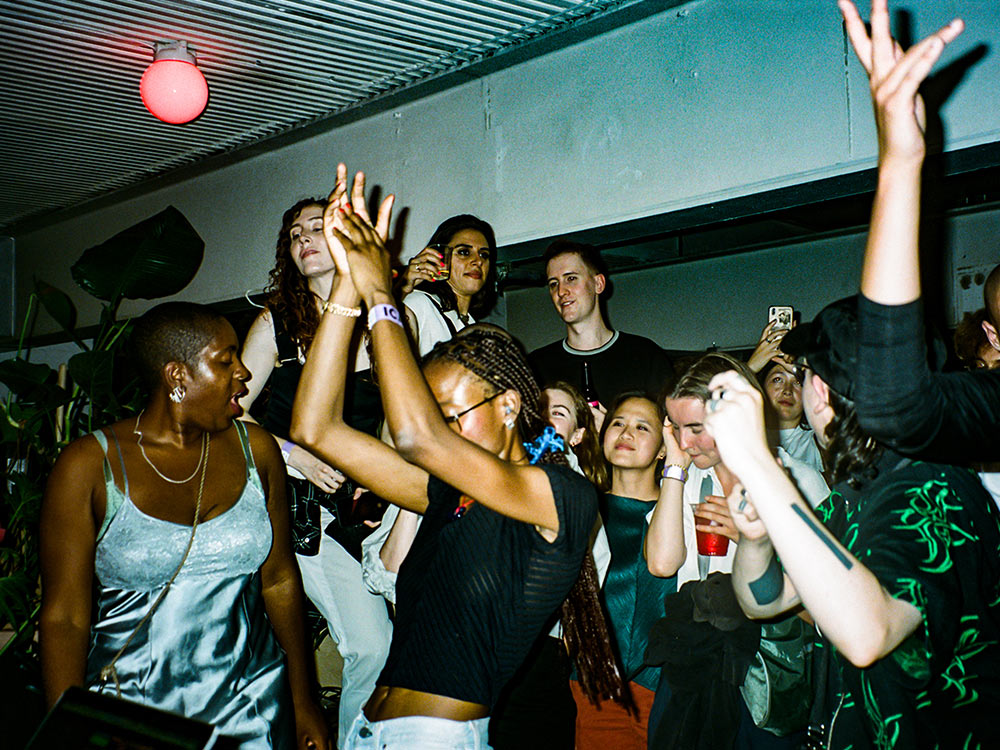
[292,197,621,749]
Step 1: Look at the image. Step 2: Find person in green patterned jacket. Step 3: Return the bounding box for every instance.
[700,294,1000,748]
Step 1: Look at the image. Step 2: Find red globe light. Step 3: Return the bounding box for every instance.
[139,41,208,124]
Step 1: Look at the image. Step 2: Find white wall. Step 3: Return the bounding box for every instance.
[509,230,868,353]
[13,0,1000,337]
[508,203,1000,354]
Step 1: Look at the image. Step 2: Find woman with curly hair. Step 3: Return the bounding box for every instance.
[292,200,626,749]
[238,169,393,747]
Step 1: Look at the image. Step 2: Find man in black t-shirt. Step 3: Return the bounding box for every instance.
[529,241,674,424]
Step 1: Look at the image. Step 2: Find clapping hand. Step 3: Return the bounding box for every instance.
[322,164,395,280]
[332,206,396,305]
[838,0,963,163]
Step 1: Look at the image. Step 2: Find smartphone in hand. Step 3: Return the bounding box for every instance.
[768,305,793,331]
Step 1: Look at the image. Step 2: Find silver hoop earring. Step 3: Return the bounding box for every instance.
[169,385,186,404]
[504,418,515,429]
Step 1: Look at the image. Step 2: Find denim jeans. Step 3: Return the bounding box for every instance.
[343,712,492,750]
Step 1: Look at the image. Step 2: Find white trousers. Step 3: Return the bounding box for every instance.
[296,507,393,748]
[344,713,492,750]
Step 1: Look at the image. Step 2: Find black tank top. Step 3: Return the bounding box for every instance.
[258,312,383,439]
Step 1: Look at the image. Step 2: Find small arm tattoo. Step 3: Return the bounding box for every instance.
[792,504,854,570]
[748,553,784,606]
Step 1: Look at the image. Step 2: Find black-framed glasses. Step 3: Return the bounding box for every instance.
[443,390,503,430]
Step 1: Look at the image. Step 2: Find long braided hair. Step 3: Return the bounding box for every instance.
[424,324,633,711]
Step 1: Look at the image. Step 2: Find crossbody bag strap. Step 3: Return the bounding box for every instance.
[94,432,211,697]
[425,294,459,338]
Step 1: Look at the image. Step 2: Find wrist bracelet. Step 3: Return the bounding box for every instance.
[324,300,362,317]
[281,439,294,461]
[367,303,404,329]
[662,464,688,483]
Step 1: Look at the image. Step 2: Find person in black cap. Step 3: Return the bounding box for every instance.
[697,294,1000,748]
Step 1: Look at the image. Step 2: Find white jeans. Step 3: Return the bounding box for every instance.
[343,712,491,750]
[296,508,393,748]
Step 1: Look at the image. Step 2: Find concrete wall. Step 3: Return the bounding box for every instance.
[12,0,1000,339]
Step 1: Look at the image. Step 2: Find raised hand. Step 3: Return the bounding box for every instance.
[322,164,396,280]
[332,206,396,305]
[838,0,963,162]
[400,246,448,295]
[702,370,772,481]
[747,320,791,374]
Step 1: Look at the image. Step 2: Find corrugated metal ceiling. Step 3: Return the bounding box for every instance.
[0,0,643,232]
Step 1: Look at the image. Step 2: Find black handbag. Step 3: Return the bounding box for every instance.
[286,474,387,561]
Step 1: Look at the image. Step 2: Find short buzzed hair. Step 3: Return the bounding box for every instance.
[542,240,608,278]
[984,263,1000,325]
[130,302,226,392]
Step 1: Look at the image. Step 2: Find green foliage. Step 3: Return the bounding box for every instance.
[70,206,205,303]
[1,206,203,658]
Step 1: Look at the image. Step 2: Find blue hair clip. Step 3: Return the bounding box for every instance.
[523,425,565,465]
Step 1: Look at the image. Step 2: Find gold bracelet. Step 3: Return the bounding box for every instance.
[323,301,362,317]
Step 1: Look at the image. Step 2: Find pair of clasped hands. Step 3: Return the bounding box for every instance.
[319,163,397,301]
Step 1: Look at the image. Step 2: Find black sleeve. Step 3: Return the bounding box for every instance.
[855,296,1000,463]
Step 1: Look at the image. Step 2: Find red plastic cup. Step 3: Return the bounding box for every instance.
[691,500,730,556]
[696,527,730,556]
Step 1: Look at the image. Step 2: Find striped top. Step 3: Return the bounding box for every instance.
[378,463,597,708]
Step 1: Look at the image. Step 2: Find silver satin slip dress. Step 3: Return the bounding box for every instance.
[86,420,293,748]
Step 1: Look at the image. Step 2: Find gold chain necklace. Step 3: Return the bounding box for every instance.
[133,410,209,485]
[99,431,210,695]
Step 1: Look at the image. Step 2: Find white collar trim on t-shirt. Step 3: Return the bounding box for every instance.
[562,330,619,355]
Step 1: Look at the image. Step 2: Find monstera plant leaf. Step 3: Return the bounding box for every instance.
[0,359,53,396]
[34,280,85,348]
[67,349,116,407]
[70,205,204,303]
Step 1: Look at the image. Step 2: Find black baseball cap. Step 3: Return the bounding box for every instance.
[779,296,859,400]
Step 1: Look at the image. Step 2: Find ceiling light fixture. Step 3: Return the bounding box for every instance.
[140,41,209,124]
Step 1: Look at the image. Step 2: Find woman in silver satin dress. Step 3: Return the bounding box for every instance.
[39,302,329,749]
